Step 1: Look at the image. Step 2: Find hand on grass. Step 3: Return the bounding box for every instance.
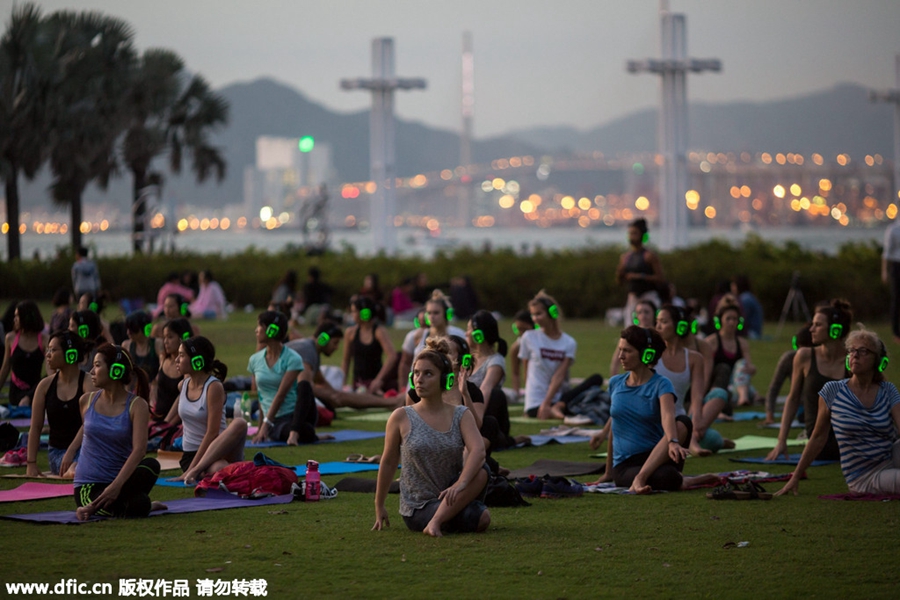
[765,440,788,462]
[373,505,390,530]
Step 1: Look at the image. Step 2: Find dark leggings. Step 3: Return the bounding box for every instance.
[271,380,319,444]
[74,458,160,518]
[484,387,511,437]
[558,374,606,413]
[613,415,693,492]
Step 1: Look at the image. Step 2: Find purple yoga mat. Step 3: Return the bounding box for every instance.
[0,482,74,503]
[3,489,293,523]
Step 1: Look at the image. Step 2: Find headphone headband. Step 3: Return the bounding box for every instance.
[641,328,657,365]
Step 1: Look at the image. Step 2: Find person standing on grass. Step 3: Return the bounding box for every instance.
[67,344,164,520]
[600,326,690,494]
[519,291,576,420]
[71,247,100,300]
[615,218,664,328]
[767,300,851,462]
[776,328,900,496]
[374,338,490,537]
[168,336,246,484]
[26,332,95,477]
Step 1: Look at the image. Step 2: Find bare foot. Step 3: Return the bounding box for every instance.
[717,412,733,422]
[150,501,168,512]
[423,521,444,537]
[690,442,712,457]
[286,432,300,446]
[681,473,721,489]
[549,406,566,420]
[722,438,736,450]
[76,505,95,521]
[630,482,653,495]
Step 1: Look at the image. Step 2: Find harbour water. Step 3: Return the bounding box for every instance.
[6,224,886,261]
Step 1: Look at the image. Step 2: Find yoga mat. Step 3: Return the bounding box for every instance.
[0,482,74,503]
[9,418,32,428]
[3,472,71,480]
[730,453,837,467]
[3,489,294,523]
[246,429,385,448]
[526,434,592,447]
[764,420,804,429]
[156,450,183,471]
[155,461,381,487]
[727,412,773,421]
[508,459,605,479]
[334,477,399,494]
[508,415,562,425]
[341,411,392,423]
[819,492,900,501]
[591,434,805,459]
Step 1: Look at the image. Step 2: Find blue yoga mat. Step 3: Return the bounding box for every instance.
[524,434,592,447]
[2,489,293,524]
[729,453,838,467]
[246,429,384,448]
[156,461,381,487]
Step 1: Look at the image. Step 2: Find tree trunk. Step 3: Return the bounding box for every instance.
[132,167,146,254]
[4,166,22,261]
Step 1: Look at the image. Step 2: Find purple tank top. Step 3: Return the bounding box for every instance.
[74,392,135,485]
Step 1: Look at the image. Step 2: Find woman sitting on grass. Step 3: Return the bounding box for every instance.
[341,295,397,394]
[0,300,47,407]
[519,291,576,419]
[26,331,95,477]
[66,344,163,520]
[375,338,490,537]
[154,318,192,422]
[467,310,511,440]
[706,296,757,408]
[601,326,690,493]
[248,311,323,445]
[777,327,900,496]
[169,336,246,484]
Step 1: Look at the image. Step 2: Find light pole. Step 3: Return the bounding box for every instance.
[869,54,900,204]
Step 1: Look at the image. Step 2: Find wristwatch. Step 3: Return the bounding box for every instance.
[668,438,680,444]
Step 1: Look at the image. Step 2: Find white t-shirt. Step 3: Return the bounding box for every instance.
[518,329,576,412]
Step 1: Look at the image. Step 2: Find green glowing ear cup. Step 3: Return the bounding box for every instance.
[737,317,745,331]
[446,307,454,322]
[144,324,152,338]
[65,349,79,365]
[461,354,473,369]
[829,323,843,340]
[845,355,850,371]
[425,315,432,327]
[191,355,205,371]
[641,348,657,365]
[512,324,519,336]
[444,372,456,391]
[632,313,639,326]
[413,317,421,329]
[359,308,372,321]
[879,355,889,373]
[408,372,414,388]
[180,303,189,316]
[89,302,98,313]
[691,320,698,335]
[675,321,688,336]
[792,336,798,351]
[317,332,331,347]
[547,304,559,319]
[109,363,126,380]
[714,316,721,330]
[266,324,280,339]
[642,232,649,245]
[182,331,191,340]
[78,324,89,339]
[472,329,485,344]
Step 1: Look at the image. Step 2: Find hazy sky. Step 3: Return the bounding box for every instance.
[14,0,900,138]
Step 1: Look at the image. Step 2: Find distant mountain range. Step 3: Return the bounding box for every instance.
[15,79,895,211]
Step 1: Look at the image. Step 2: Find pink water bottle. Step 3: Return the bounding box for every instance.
[305,460,321,502]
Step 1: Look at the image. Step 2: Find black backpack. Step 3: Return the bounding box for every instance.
[0,422,20,453]
[484,474,531,507]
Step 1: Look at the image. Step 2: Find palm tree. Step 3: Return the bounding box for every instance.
[123,49,228,253]
[0,3,50,261]
[43,10,136,252]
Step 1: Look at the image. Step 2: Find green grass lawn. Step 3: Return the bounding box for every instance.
[2,315,898,599]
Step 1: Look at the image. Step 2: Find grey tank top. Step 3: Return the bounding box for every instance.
[399,404,467,517]
[654,348,691,416]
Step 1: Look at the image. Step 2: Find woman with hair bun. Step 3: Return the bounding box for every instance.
[519,291,576,420]
[26,331,95,476]
[375,338,490,537]
[768,299,852,462]
[600,326,691,493]
[67,344,163,520]
[706,295,757,408]
[168,336,246,483]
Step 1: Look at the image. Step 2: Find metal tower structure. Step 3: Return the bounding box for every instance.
[870,54,900,202]
[627,4,721,250]
[341,38,426,254]
[459,32,475,225]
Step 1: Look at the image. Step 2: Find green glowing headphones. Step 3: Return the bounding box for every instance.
[78,324,90,339]
[670,306,689,337]
[185,339,206,371]
[266,323,281,339]
[408,353,456,391]
[539,297,559,319]
[144,323,153,337]
[61,334,81,365]
[714,313,743,331]
[317,332,332,347]
[829,309,844,340]
[641,328,657,365]
[109,347,128,381]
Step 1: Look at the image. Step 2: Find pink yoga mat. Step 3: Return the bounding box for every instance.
[0,482,74,503]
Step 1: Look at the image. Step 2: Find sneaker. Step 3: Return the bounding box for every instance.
[1,447,27,466]
[514,475,544,498]
[540,477,584,499]
[563,414,594,426]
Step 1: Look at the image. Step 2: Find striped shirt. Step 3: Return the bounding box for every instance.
[820,380,900,484]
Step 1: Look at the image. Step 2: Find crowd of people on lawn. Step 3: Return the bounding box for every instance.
[2,219,899,534]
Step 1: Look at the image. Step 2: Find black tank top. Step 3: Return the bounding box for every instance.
[623,249,655,295]
[155,364,182,420]
[45,371,85,449]
[713,332,743,368]
[351,324,383,384]
[132,338,160,382]
[801,349,843,460]
[10,333,44,391]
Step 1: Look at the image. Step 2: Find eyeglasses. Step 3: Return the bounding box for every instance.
[847,348,874,358]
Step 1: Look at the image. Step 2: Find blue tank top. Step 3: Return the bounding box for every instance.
[75,392,135,485]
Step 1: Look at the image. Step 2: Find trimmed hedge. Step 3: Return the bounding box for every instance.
[0,235,886,321]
